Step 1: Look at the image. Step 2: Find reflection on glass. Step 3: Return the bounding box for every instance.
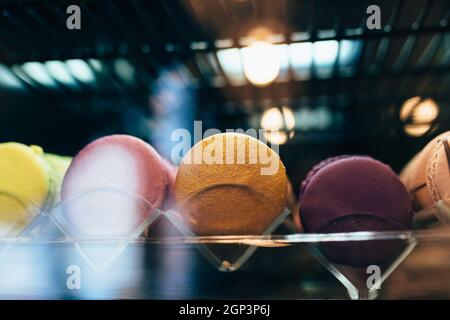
[149,65,196,162]
[0,245,53,298]
[61,244,143,299]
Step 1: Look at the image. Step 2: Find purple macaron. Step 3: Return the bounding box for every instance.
[300,156,413,266]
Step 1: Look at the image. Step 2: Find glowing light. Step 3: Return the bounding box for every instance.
[45,60,76,86]
[22,62,57,87]
[66,59,95,83]
[290,42,313,68]
[404,124,433,137]
[0,64,23,89]
[261,107,295,144]
[400,96,439,123]
[313,40,339,66]
[400,96,439,137]
[275,44,290,81]
[114,58,135,83]
[339,40,363,65]
[242,41,280,86]
[88,59,103,72]
[217,48,246,85]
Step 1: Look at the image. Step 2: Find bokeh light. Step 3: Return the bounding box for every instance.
[242,41,280,86]
[261,107,295,144]
[400,96,439,137]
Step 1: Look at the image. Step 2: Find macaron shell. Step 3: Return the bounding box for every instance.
[300,155,351,201]
[400,133,449,209]
[301,155,412,266]
[0,143,50,235]
[62,135,168,237]
[426,133,450,203]
[44,154,72,182]
[175,133,287,235]
[161,158,177,210]
[286,179,302,231]
[63,135,167,208]
[144,159,178,237]
[301,156,412,233]
[44,153,72,202]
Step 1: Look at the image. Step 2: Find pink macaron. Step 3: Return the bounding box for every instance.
[61,135,170,237]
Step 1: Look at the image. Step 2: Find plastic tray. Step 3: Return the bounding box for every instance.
[0,189,450,300]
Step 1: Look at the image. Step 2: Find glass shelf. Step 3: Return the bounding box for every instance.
[1,189,450,299]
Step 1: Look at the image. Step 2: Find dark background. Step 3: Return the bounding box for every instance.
[0,0,449,192]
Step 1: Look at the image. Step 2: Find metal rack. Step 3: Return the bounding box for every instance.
[0,0,449,141]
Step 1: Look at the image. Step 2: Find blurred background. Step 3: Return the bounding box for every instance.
[0,0,450,300]
[0,0,449,190]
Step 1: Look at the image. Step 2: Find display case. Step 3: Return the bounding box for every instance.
[1,0,450,300]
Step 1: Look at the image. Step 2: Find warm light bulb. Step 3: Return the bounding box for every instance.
[400,96,439,137]
[400,96,439,124]
[264,131,288,145]
[242,41,280,86]
[261,107,295,144]
[404,124,432,137]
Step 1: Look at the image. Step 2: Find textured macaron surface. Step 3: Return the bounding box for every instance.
[161,158,177,210]
[426,132,450,203]
[301,156,413,233]
[300,156,413,266]
[0,143,49,235]
[62,135,167,236]
[400,131,450,210]
[175,133,287,236]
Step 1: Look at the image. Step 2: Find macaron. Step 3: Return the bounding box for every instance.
[400,131,450,211]
[61,135,169,237]
[43,153,72,199]
[175,132,287,236]
[300,156,413,266]
[145,158,178,237]
[161,158,177,210]
[0,143,51,236]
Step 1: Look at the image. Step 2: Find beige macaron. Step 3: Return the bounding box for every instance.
[400,131,450,210]
[426,133,450,203]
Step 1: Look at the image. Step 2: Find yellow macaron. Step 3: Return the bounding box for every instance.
[175,132,287,236]
[0,143,51,235]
